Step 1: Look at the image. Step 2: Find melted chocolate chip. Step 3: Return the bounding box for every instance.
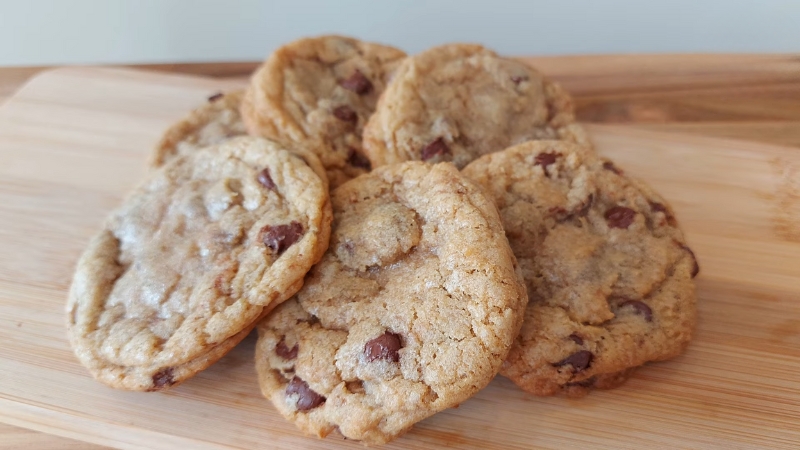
[286,377,325,411]
[676,241,700,278]
[554,350,593,372]
[511,75,529,85]
[568,333,584,346]
[261,222,304,255]
[276,337,298,360]
[602,161,623,175]
[605,206,637,229]
[257,168,275,190]
[619,300,653,322]
[420,137,450,161]
[649,201,667,214]
[347,148,371,170]
[340,70,372,95]
[207,92,224,102]
[333,105,357,123]
[364,331,402,362]
[534,152,560,169]
[649,201,677,226]
[152,367,175,389]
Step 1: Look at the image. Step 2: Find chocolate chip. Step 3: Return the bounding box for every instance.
[364,331,402,362]
[676,241,700,278]
[511,75,529,85]
[605,206,637,229]
[257,168,275,190]
[207,92,224,102]
[568,333,584,345]
[276,337,298,360]
[286,377,325,411]
[553,350,594,373]
[534,152,560,169]
[340,70,372,95]
[333,105,357,123]
[152,368,175,389]
[619,300,653,322]
[602,161,623,175]
[649,201,677,226]
[261,221,304,255]
[420,137,450,161]
[649,201,667,214]
[347,148,371,170]
[554,350,593,372]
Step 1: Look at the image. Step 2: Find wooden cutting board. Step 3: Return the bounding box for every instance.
[0,67,799,450]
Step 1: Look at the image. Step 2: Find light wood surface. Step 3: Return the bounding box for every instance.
[3,54,800,148]
[0,64,799,449]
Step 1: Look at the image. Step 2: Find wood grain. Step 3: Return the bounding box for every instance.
[1,65,799,449]
[3,54,799,148]
[0,422,104,450]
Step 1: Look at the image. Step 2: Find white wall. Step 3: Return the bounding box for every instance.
[1,0,799,66]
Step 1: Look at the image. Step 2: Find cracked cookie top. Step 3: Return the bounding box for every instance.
[462,140,698,397]
[67,136,332,391]
[151,90,247,167]
[241,35,407,188]
[255,161,527,444]
[362,43,588,170]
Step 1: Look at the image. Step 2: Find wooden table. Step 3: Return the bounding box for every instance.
[1,53,798,449]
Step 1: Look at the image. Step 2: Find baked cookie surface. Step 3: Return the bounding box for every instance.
[67,137,332,391]
[152,90,247,167]
[462,140,698,397]
[362,44,588,169]
[242,35,406,188]
[255,162,527,444]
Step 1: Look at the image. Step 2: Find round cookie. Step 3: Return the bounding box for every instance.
[152,90,247,167]
[462,141,698,397]
[255,162,527,444]
[242,35,407,188]
[362,44,589,170]
[67,136,332,391]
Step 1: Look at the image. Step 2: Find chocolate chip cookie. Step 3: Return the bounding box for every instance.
[241,35,407,188]
[152,90,247,167]
[462,140,698,397]
[362,44,588,170]
[67,137,332,391]
[255,162,527,444]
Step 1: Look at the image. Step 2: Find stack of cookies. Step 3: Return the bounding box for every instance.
[67,36,698,445]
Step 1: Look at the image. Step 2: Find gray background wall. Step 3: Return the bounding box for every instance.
[1,0,798,66]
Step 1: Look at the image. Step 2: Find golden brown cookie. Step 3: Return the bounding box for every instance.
[462,140,698,397]
[241,35,406,188]
[67,137,332,391]
[152,90,247,167]
[255,162,527,444]
[362,44,588,169]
